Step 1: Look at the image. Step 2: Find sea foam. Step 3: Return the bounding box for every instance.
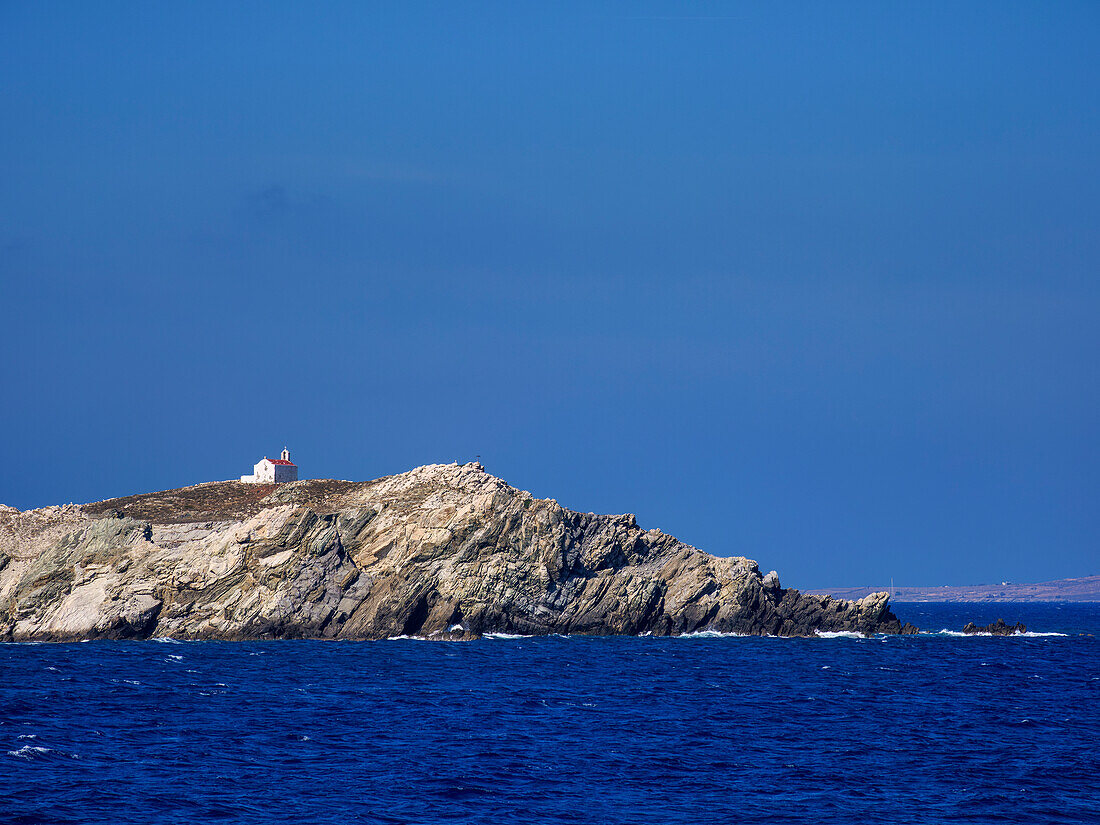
[677,629,753,639]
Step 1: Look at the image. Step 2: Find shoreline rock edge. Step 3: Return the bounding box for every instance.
[0,463,918,641]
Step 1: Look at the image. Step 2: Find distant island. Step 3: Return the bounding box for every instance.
[808,576,1100,603]
[0,462,916,641]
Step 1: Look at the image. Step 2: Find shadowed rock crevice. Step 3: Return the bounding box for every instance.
[0,463,917,641]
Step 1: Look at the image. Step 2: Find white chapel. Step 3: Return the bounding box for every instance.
[241,448,298,484]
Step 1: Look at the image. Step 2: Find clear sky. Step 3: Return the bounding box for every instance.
[2,1,1097,588]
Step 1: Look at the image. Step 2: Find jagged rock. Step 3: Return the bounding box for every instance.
[0,463,918,641]
[963,618,1027,636]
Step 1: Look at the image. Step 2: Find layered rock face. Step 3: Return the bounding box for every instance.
[0,463,916,641]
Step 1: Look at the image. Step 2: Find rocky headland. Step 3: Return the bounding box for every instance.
[0,463,917,642]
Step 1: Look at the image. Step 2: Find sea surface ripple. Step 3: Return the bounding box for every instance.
[2,603,1098,824]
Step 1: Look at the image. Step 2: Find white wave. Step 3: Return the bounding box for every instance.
[446,624,465,632]
[677,630,753,638]
[384,635,432,641]
[814,630,865,639]
[150,637,182,644]
[483,632,528,640]
[7,745,52,759]
[17,734,37,740]
[166,654,184,662]
[924,628,1068,638]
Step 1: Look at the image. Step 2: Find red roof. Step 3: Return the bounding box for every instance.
[268,459,296,466]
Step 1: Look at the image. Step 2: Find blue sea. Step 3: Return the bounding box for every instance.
[3,603,1098,824]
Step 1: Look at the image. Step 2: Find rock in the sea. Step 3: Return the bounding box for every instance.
[962,618,1027,636]
[0,463,919,641]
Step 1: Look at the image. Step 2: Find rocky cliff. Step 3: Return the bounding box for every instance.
[0,463,916,641]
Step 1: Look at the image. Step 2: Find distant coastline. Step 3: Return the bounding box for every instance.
[807,575,1100,603]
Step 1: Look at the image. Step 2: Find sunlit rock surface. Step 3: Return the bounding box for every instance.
[0,463,916,641]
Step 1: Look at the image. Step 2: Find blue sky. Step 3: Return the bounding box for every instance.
[1,1,1097,588]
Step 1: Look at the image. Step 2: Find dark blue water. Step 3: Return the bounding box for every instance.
[3,603,1098,825]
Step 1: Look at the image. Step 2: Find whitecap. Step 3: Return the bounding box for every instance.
[927,628,1068,638]
[676,630,752,638]
[814,630,865,639]
[483,633,528,640]
[7,745,52,759]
